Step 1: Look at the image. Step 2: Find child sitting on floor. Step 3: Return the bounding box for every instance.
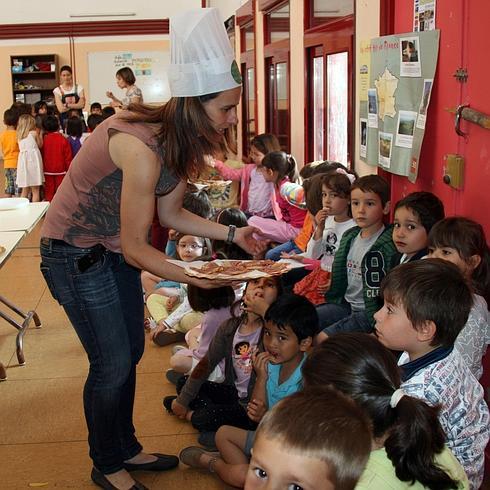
[248,151,307,245]
[428,217,490,379]
[315,175,397,341]
[244,388,371,490]
[392,191,444,264]
[303,333,469,489]
[146,234,211,346]
[287,170,356,305]
[164,276,282,445]
[178,294,318,488]
[374,259,489,489]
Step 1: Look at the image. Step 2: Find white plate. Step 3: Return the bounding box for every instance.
[0,197,30,211]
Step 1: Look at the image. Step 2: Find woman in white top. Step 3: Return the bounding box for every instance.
[53,65,86,129]
[106,67,143,110]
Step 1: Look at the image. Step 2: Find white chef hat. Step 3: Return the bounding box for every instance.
[168,7,242,97]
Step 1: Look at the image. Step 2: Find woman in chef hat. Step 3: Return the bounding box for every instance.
[40,8,261,490]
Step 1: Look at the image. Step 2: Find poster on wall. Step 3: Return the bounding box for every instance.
[414,0,436,32]
[358,30,440,182]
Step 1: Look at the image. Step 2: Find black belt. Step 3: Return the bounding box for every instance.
[41,238,106,272]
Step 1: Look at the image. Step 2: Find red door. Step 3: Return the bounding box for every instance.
[390,0,490,231]
[390,0,490,476]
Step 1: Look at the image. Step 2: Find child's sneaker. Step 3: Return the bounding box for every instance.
[172,345,186,355]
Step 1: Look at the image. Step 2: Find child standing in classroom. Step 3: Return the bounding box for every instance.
[65,116,84,158]
[248,151,307,244]
[315,175,397,339]
[0,108,20,197]
[211,133,281,218]
[375,259,489,489]
[15,114,44,202]
[41,115,72,201]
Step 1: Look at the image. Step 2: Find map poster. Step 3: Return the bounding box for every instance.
[359,30,440,180]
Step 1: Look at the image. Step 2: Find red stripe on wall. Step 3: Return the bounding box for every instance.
[0,19,169,39]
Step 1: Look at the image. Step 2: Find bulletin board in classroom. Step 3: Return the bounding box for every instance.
[88,51,171,105]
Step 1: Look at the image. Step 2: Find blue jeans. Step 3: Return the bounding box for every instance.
[265,240,301,261]
[40,238,145,474]
[316,302,373,335]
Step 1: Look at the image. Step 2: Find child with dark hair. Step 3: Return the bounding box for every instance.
[245,388,371,490]
[303,333,469,489]
[316,174,397,340]
[168,284,236,380]
[0,108,20,196]
[86,114,104,132]
[66,116,83,158]
[41,114,72,201]
[212,207,252,261]
[164,277,282,440]
[392,191,445,264]
[288,170,356,305]
[101,106,116,119]
[428,217,490,379]
[248,151,307,245]
[375,259,489,488]
[210,133,281,219]
[178,294,318,488]
[89,102,102,115]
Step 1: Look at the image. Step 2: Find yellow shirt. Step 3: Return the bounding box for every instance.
[0,129,20,169]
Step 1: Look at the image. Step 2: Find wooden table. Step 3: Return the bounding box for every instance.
[0,202,49,380]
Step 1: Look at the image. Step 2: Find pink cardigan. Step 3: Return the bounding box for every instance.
[214,161,282,220]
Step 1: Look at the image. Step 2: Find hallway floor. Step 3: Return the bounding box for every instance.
[0,223,225,489]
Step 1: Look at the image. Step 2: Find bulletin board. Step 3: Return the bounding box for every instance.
[88,51,171,105]
[358,30,440,183]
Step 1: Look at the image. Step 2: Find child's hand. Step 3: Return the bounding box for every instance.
[252,351,272,379]
[315,208,329,228]
[171,399,188,419]
[168,229,178,241]
[106,91,114,99]
[166,296,178,310]
[243,294,269,318]
[247,398,267,422]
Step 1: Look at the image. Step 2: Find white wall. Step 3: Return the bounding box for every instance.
[2,0,201,24]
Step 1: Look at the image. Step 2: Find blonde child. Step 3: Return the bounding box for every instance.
[428,217,490,379]
[164,276,282,443]
[146,234,211,346]
[248,151,307,244]
[287,170,356,304]
[15,114,44,202]
[0,108,20,197]
[210,133,281,218]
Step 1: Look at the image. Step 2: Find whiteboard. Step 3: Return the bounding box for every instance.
[88,50,171,105]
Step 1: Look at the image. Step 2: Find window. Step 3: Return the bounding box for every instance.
[308,0,354,29]
[265,2,290,44]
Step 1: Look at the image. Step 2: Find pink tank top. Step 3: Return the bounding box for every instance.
[41,115,180,252]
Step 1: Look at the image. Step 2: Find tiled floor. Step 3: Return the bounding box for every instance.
[0,224,225,489]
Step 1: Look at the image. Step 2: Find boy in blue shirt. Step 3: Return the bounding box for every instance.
[316,175,397,342]
[178,294,318,488]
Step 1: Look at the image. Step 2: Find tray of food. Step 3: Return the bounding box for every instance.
[168,259,303,280]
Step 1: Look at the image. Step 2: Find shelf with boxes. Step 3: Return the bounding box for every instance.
[11,54,58,106]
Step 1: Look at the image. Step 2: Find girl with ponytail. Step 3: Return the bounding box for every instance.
[302,333,468,490]
[248,151,307,245]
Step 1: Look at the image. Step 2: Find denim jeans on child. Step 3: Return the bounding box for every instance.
[316,302,373,336]
[40,238,145,474]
